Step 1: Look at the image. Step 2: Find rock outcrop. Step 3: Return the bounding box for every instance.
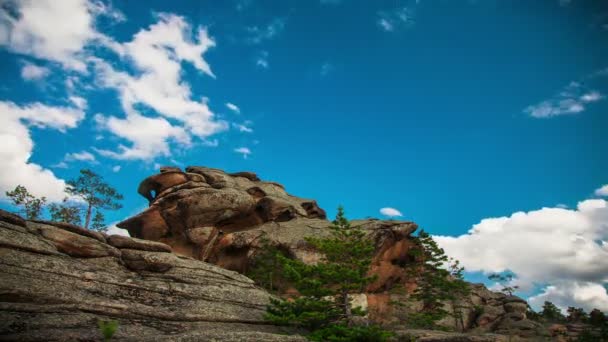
[0,209,305,341]
[117,166,549,339]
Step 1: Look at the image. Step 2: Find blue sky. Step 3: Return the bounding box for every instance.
[1,0,607,312]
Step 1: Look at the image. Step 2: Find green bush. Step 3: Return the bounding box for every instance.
[308,323,393,342]
[98,320,118,341]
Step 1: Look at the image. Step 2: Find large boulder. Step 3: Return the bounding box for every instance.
[0,209,305,341]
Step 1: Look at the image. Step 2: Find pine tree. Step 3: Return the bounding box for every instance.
[246,237,289,293]
[566,307,588,323]
[66,169,122,229]
[90,211,107,232]
[48,197,82,225]
[540,301,564,322]
[5,185,46,220]
[488,272,519,296]
[265,206,391,341]
[404,230,470,329]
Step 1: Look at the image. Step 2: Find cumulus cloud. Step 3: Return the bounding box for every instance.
[20,61,49,80]
[596,185,608,197]
[112,165,121,172]
[226,102,240,113]
[0,0,119,70]
[234,147,251,159]
[524,81,604,118]
[0,101,84,202]
[380,207,403,217]
[91,13,227,160]
[434,197,608,312]
[529,281,608,313]
[93,113,191,160]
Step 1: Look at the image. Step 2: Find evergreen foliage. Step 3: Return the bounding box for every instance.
[90,210,107,232]
[265,206,391,341]
[566,306,588,323]
[48,197,82,225]
[246,237,289,293]
[404,230,470,329]
[5,185,46,220]
[66,169,123,229]
[487,272,519,296]
[540,301,565,322]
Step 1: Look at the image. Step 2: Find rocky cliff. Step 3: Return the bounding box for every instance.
[0,209,305,341]
[116,166,550,339]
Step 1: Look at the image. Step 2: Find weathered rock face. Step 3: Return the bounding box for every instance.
[0,209,305,341]
[120,166,326,259]
[118,166,548,340]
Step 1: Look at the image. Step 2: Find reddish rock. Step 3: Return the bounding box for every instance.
[107,234,172,253]
[117,166,548,338]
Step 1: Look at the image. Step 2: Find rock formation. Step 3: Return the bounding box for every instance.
[117,166,549,339]
[0,209,305,341]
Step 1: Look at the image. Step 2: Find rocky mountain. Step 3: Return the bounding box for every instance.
[5,166,589,340]
[114,166,551,340]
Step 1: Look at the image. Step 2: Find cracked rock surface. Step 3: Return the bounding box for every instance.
[0,209,304,341]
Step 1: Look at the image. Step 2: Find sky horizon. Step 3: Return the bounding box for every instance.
[1,0,607,313]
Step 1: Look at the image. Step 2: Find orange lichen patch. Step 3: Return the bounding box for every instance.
[366,293,394,324]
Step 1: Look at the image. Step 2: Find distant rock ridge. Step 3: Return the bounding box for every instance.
[116,166,552,339]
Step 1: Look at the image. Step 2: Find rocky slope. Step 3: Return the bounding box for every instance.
[0,210,305,341]
[117,166,551,339]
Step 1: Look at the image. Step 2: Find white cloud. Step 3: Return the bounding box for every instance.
[524,81,604,118]
[201,139,219,147]
[64,150,96,163]
[255,50,269,69]
[106,224,130,236]
[52,161,69,169]
[434,196,608,312]
[233,122,253,133]
[112,165,121,172]
[377,7,415,32]
[596,185,608,197]
[94,113,191,160]
[380,207,403,217]
[91,13,227,160]
[246,18,286,44]
[581,91,603,102]
[20,61,49,80]
[234,147,251,159]
[69,96,87,109]
[529,281,608,313]
[226,102,240,113]
[0,101,84,202]
[0,0,118,71]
